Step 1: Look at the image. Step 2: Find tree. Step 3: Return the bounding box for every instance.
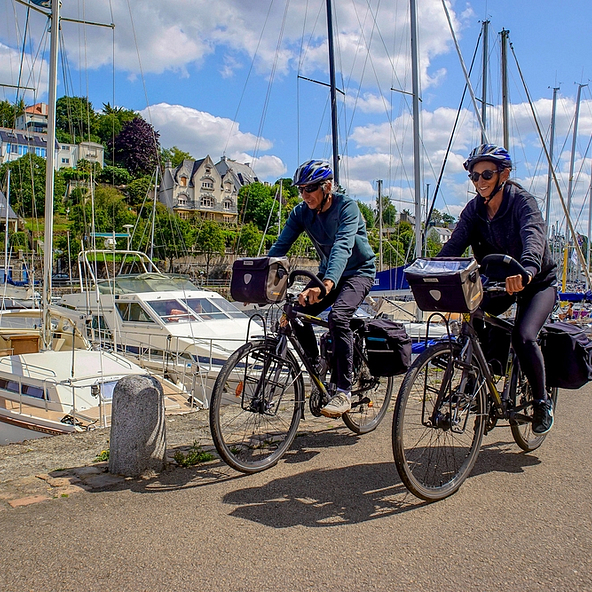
[96,103,138,159]
[125,175,154,208]
[358,201,375,229]
[442,213,455,227]
[151,205,194,271]
[113,117,160,178]
[377,195,397,226]
[68,185,134,239]
[0,98,24,128]
[236,222,262,256]
[55,96,99,144]
[238,182,278,230]
[97,165,132,186]
[194,219,225,279]
[0,153,65,217]
[161,146,193,167]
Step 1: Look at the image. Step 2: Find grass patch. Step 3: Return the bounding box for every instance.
[173,441,214,467]
[93,449,110,462]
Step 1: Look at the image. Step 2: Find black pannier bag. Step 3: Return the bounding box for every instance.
[230,257,289,305]
[541,322,592,389]
[364,318,412,377]
[405,257,483,313]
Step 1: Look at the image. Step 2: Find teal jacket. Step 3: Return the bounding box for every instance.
[268,192,376,285]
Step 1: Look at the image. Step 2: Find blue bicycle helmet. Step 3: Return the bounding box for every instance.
[463,144,512,171]
[292,159,333,186]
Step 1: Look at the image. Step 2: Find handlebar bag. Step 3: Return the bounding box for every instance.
[364,318,412,376]
[230,257,289,305]
[541,322,592,389]
[405,257,483,313]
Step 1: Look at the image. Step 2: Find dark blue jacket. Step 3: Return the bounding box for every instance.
[439,182,556,287]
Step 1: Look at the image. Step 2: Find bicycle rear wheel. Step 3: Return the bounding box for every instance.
[510,368,558,451]
[209,339,304,473]
[392,341,487,501]
[342,344,395,434]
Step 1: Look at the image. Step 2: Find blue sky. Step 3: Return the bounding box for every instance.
[1,0,591,234]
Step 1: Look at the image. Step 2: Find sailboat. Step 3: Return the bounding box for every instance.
[0,0,191,445]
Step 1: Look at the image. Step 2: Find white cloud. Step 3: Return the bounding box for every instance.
[142,102,274,157]
[141,103,286,180]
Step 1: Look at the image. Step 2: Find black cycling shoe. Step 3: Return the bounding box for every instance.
[532,399,554,435]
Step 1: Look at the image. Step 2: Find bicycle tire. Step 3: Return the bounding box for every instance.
[392,341,487,501]
[342,344,395,435]
[510,368,558,452]
[209,339,304,473]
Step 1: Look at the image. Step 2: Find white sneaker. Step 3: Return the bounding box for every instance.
[321,392,351,418]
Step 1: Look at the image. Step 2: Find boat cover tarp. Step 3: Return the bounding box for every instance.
[370,265,409,292]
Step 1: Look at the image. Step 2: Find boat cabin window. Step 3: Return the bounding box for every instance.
[185,297,228,320]
[0,378,45,399]
[210,297,247,318]
[147,299,196,323]
[116,302,156,323]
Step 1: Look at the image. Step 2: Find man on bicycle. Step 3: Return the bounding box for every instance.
[438,144,557,434]
[268,160,376,417]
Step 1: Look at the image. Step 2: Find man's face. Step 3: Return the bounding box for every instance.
[298,182,326,210]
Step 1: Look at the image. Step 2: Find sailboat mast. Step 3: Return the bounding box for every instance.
[4,169,10,275]
[149,165,158,270]
[410,0,422,259]
[42,0,60,351]
[377,179,383,272]
[480,20,490,144]
[500,29,510,151]
[567,83,587,218]
[545,87,559,230]
[326,0,339,187]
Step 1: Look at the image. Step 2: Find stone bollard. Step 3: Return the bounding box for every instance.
[109,375,167,477]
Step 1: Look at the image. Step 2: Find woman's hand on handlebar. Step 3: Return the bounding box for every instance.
[298,278,334,306]
[506,273,531,295]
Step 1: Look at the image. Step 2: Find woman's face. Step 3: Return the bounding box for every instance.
[471,160,510,198]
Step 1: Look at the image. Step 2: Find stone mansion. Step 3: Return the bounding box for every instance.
[158,155,259,224]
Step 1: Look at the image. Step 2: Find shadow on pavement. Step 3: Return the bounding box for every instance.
[222,462,422,527]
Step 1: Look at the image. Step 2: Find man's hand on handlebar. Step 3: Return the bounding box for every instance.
[298,278,334,306]
[506,273,531,295]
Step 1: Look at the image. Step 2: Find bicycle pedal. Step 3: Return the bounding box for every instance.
[351,396,371,408]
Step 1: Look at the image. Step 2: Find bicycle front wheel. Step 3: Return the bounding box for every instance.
[209,339,304,473]
[342,354,395,435]
[392,341,487,501]
[510,369,559,452]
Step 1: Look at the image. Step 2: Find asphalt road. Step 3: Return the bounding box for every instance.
[1,385,591,592]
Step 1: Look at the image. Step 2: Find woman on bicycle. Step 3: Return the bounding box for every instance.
[438,144,557,434]
[268,159,376,418]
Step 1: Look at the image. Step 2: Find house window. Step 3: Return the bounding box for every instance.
[180,176,188,187]
[62,158,70,164]
[223,199,232,210]
[201,181,213,190]
[200,196,213,208]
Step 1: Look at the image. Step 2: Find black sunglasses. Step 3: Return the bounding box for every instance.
[469,169,499,182]
[298,182,322,194]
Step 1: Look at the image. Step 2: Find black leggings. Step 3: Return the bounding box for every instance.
[483,284,557,401]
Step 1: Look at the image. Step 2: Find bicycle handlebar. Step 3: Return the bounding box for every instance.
[480,254,530,287]
[288,269,327,299]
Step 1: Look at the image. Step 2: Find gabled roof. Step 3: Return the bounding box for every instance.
[0,190,18,220]
[215,156,259,186]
